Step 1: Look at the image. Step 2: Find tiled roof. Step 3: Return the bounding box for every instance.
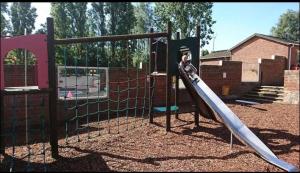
[201,50,231,59]
[230,33,299,51]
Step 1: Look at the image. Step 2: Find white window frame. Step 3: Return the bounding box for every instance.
[57,66,109,100]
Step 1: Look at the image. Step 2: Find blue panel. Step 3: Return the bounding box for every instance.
[153,106,179,112]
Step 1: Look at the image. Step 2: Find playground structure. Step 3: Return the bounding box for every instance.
[0,17,299,172]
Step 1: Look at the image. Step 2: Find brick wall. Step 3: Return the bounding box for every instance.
[4,65,37,87]
[3,67,149,129]
[283,70,299,104]
[200,61,242,96]
[3,93,49,130]
[57,67,150,125]
[150,61,243,107]
[2,65,42,130]
[150,73,176,107]
[4,58,289,130]
[241,62,259,82]
[291,46,300,67]
[231,37,289,64]
[260,56,286,86]
[200,60,221,65]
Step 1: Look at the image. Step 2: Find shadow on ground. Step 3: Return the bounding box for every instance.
[2,121,298,171]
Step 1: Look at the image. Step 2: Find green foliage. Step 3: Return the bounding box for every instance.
[10,2,37,35]
[154,2,215,47]
[50,2,138,67]
[201,49,209,56]
[88,3,107,66]
[50,2,88,66]
[89,2,107,36]
[4,49,36,65]
[35,22,47,34]
[66,3,88,37]
[134,2,153,34]
[1,2,10,35]
[50,3,71,39]
[132,39,149,67]
[7,3,37,64]
[105,2,136,67]
[271,9,299,41]
[3,2,216,69]
[131,3,153,68]
[66,3,88,66]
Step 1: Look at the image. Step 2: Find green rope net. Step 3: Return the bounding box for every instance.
[0,35,160,172]
[1,94,47,172]
[62,38,157,144]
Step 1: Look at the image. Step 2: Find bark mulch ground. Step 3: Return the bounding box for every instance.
[1,102,299,172]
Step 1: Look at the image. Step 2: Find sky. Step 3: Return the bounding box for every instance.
[205,2,299,52]
[7,2,300,52]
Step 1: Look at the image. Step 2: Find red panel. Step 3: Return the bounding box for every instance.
[1,34,48,89]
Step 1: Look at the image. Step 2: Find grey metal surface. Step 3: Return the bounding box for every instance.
[178,62,299,172]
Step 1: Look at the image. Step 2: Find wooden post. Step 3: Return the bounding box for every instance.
[54,32,168,45]
[194,25,201,127]
[194,105,200,127]
[175,32,180,119]
[47,17,59,159]
[0,92,4,154]
[149,28,154,124]
[166,21,172,131]
[196,25,200,76]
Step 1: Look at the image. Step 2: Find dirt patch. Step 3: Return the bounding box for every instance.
[1,102,299,172]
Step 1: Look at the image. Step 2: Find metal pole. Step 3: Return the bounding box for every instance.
[47,17,59,159]
[24,28,28,145]
[166,21,172,132]
[230,132,233,150]
[212,33,217,52]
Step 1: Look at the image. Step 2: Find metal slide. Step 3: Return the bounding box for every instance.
[178,62,299,172]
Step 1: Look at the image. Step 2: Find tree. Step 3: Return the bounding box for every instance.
[89,2,107,36]
[132,3,153,66]
[66,3,88,66]
[88,2,107,66]
[10,2,37,35]
[133,2,153,34]
[50,2,88,65]
[35,22,47,34]
[154,2,215,47]
[105,2,136,67]
[51,3,72,65]
[50,3,71,39]
[9,2,37,64]
[271,9,299,41]
[201,49,209,56]
[65,3,88,38]
[1,2,10,36]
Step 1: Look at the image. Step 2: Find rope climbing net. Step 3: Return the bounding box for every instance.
[1,31,164,172]
[1,94,47,172]
[59,38,157,143]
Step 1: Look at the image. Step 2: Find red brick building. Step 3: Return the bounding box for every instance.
[200,50,231,65]
[230,33,300,69]
[200,33,300,70]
